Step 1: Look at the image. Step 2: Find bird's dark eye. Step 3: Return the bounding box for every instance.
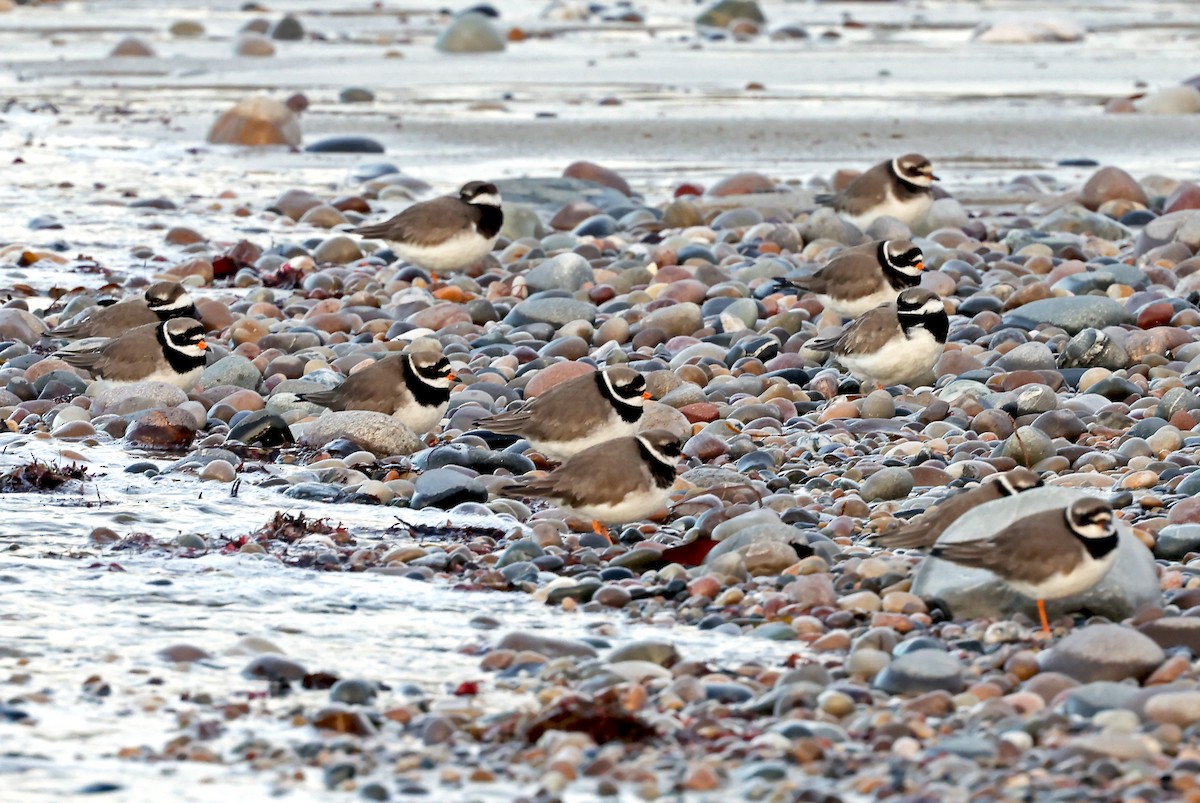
[900,249,922,265]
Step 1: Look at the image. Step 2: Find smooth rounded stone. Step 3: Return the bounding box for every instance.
[436,11,505,53]
[242,654,307,682]
[802,207,859,244]
[0,309,47,344]
[169,20,205,38]
[973,17,1084,43]
[1152,524,1200,560]
[1039,205,1132,240]
[1079,166,1150,211]
[1064,681,1141,717]
[912,486,1160,623]
[860,390,895,419]
[696,0,765,26]
[495,538,545,568]
[1060,328,1129,370]
[50,419,95,439]
[861,467,914,502]
[496,631,598,659]
[228,410,294,446]
[235,32,276,56]
[1030,409,1085,440]
[560,163,631,200]
[607,640,680,667]
[1137,617,1200,653]
[1002,296,1132,335]
[873,649,964,695]
[642,303,702,338]
[1038,624,1165,683]
[269,13,304,40]
[983,385,1058,417]
[998,425,1055,467]
[329,679,377,706]
[505,298,597,327]
[271,188,323,220]
[199,355,261,391]
[913,197,969,235]
[411,468,487,510]
[110,36,155,57]
[299,411,420,457]
[197,459,236,483]
[124,408,199,448]
[207,95,300,147]
[339,87,375,104]
[304,136,385,154]
[1166,182,1200,213]
[285,482,341,502]
[1139,85,1200,115]
[1144,690,1200,727]
[996,341,1056,372]
[525,253,594,293]
[313,236,363,264]
[1158,387,1200,421]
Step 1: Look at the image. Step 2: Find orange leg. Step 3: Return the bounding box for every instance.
[592,520,613,545]
[1037,598,1050,637]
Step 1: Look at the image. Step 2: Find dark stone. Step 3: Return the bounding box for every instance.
[228,410,294,446]
[304,137,386,154]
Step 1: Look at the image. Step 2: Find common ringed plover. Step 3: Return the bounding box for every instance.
[930,497,1118,635]
[496,429,683,542]
[50,281,197,340]
[296,349,455,434]
[805,287,948,388]
[828,153,938,231]
[477,366,649,462]
[874,468,1043,550]
[58,317,208,389]
[351,180,503,274]
[786,239,925,319]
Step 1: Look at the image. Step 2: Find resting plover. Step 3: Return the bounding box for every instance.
[805,287,948,388]
[58,318,208,389]
[826,153,938,231]
[351,180,503,274]
[477,366,649,462]
[296,349,455,434]
[786,239,925,319]
[930,497,1119,635]
[50,281,197,340]
[874,468,1043,550]
[496,429,683,542]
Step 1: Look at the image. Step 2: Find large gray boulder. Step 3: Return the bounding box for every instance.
[911,486,1160,622]
[298,410,421,457]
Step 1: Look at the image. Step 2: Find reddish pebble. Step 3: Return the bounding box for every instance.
[525,361,595,397]
[679,402,720,424]
[707,171,774,197]
[1137,302,1175,329]
[687,575,721,599]
[1165,182,1200,213]
[674,182,704,197]
[562,161,632,196]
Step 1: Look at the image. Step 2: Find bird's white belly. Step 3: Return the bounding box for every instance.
[98,366,202,390]
[569,485,672,525]
[818,286,899,319]
[1009,551,1118,601]
[838,329,942,387]
[843,192,933,231]
[393,400,447,435]
[530,415,639,462]
[394,230,496,272]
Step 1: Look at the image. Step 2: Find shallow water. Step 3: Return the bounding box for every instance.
[1,0,1199,799]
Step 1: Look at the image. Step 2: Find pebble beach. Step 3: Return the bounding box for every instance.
[5,1,1200,802]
